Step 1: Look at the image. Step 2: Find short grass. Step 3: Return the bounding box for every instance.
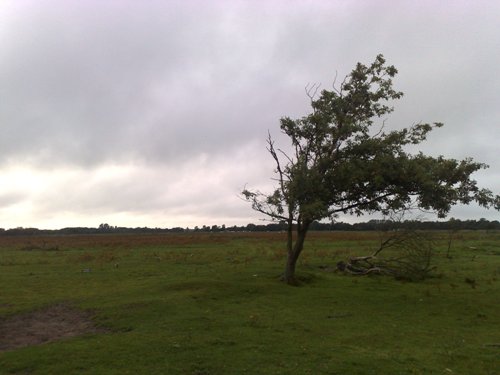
[0,231,499,374]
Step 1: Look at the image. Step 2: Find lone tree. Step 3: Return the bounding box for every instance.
[243,55,499,285]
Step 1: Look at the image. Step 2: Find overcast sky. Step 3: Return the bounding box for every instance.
[0,0,499,229]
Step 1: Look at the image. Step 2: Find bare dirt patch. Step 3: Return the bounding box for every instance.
[0,304,108,352]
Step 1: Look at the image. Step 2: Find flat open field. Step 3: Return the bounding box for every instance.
[0,231,499,374]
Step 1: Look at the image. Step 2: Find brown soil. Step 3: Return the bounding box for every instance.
[0,304,108,352]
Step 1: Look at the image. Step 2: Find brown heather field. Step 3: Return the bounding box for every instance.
[0,230,383,250]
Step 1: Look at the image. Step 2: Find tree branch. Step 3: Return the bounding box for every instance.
[267,133,285,188]
[329,192,394,215]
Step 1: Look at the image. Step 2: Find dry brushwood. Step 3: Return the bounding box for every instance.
[337,227,436,281]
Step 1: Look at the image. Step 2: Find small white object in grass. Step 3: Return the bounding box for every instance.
[253,274,258,277]
[81,268,92,273]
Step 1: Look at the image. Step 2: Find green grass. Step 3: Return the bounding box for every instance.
[0,231,499,374]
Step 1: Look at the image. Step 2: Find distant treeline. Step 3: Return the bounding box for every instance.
[0,218,499,236]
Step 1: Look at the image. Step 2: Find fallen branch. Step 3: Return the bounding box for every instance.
[337,222,436,281]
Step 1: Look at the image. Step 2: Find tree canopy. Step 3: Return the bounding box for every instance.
[243,54,500,285]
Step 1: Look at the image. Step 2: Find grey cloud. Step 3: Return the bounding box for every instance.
[0,0,295,167]
[0,0,499,227]
[0,191,26,208]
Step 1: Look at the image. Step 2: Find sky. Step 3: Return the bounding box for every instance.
[0,0,499,230]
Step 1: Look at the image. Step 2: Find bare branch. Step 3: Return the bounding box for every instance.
[277,148,293,165]
[371,118,387,139]
[241,187,289,222]
[332,70,339,93]
[305,82,321,101]
[267,132,287,199]
[252,206,289,222]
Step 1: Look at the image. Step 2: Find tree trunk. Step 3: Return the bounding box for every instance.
[283,222,310,285]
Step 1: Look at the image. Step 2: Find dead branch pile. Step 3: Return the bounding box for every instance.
[337,227,436,281]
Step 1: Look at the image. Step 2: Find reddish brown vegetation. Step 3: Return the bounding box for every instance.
[0,231,381,252]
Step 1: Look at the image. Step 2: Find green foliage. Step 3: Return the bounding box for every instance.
[245,54,498,225]
[243,55,499,283]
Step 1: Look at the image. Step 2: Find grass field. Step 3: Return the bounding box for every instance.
[0,231,499,374]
